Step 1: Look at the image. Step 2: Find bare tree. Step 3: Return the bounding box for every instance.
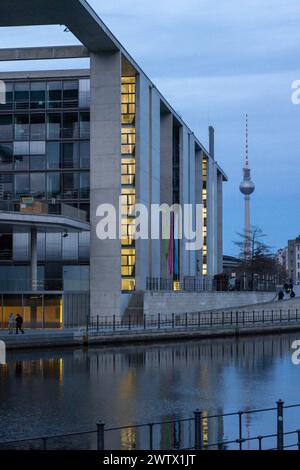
[234,226,279,286]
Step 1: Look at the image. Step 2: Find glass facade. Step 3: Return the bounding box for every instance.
[0,78,91,293]
[0,293,62,329]
[121,77,136,291]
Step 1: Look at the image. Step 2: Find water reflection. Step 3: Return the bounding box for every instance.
[0,333,299,449]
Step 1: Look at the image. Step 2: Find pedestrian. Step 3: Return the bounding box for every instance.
[290,290,296,299]
[278,290,284,301]
[8,312,14,334]
[15,314,24,335]
[283,282,289,294]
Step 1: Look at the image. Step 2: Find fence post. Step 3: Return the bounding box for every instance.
[198,311,201,327]
[280,310,282,323]
[96,420,105,450]
[297,430,300,450]
[42,437,47,450]
[194,409,203,450]
[144,315,146,330]
[128,314,131,331]
[262,310,264,323]
[113,314,116,331]
[297,309,298,321]
[97,315,99,332]
[185,312,188,329]
[222,311,224,326]
[271,310,274,323]
[158,313,160,329]
[148,423,154,450]
[277,399,284,450]
[172,313,175,329]
[238,411,243,450]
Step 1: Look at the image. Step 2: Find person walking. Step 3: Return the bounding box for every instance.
[8,313,14,334]
[15,314,24,335]
[283,282,289,294]
[290,290,296,299]
[278,290,284,301]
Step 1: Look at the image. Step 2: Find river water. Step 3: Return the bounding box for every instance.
[1,332,300,450]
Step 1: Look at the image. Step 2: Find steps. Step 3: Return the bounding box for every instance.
[123,291,144,323]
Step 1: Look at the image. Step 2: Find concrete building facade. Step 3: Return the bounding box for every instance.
[0,0,227,325]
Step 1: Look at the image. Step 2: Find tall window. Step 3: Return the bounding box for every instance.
[202,157,208,275]
[121,77,136,292]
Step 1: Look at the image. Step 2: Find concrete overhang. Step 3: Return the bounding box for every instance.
[0,212,90,233]
[0,45,89,61]
[0,0,228,182]
[0,0,119,52]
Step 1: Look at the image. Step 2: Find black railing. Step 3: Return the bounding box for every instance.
[146,276,276,293]
[0,400,299,450]
[82,308,300,333]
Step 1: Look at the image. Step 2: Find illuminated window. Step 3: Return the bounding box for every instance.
[202,157,208,275]
[121,77,136,290]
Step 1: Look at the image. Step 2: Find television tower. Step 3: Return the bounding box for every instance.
[239,114,255,258]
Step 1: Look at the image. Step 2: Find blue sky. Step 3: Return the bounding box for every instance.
[0,0,300,255]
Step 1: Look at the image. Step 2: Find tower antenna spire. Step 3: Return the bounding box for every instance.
[245,113,249,167]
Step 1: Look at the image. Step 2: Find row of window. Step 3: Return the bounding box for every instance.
[0,79,90,110]
[121,77,136,291]
[0,231,90,262]
[0,172,89,200]
[0,112,90,141]
[0,142,90,170]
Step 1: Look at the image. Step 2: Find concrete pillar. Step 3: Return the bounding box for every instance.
[89,51,122,317]
[217,171,223,273]
[31,227,38,291]
[195,149,203,276]
[160,112,173,278]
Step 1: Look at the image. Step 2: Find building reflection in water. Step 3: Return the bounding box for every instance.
[0,333,297,448]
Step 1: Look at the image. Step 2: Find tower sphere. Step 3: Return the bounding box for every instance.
[239,179,255,195]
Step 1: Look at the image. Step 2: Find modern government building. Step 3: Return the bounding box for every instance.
[0,0,227,327]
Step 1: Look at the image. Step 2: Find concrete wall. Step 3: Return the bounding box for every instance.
[160,112,173,278]
[90,51,121,317]
[135,73,150,290]
[217,170,223,273]
[144,291,276,315]
[195,149,203,275]
[150,88,161,278]
[180,126,189,276]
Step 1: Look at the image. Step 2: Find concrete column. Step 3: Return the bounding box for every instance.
[135,73,150,290]
[31,227,38,291]
[195,149,203,276]
[217,171,223,273]
[180,127,190,277]
[89,51,122,317]
[160,112,173,278]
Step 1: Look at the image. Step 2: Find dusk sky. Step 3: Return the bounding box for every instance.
[1,0,299,255]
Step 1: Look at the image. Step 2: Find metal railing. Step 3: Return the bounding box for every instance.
[0,201,88,222]
[146,276,276,293]
[83,308,300,333]
[0,400,299,450]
